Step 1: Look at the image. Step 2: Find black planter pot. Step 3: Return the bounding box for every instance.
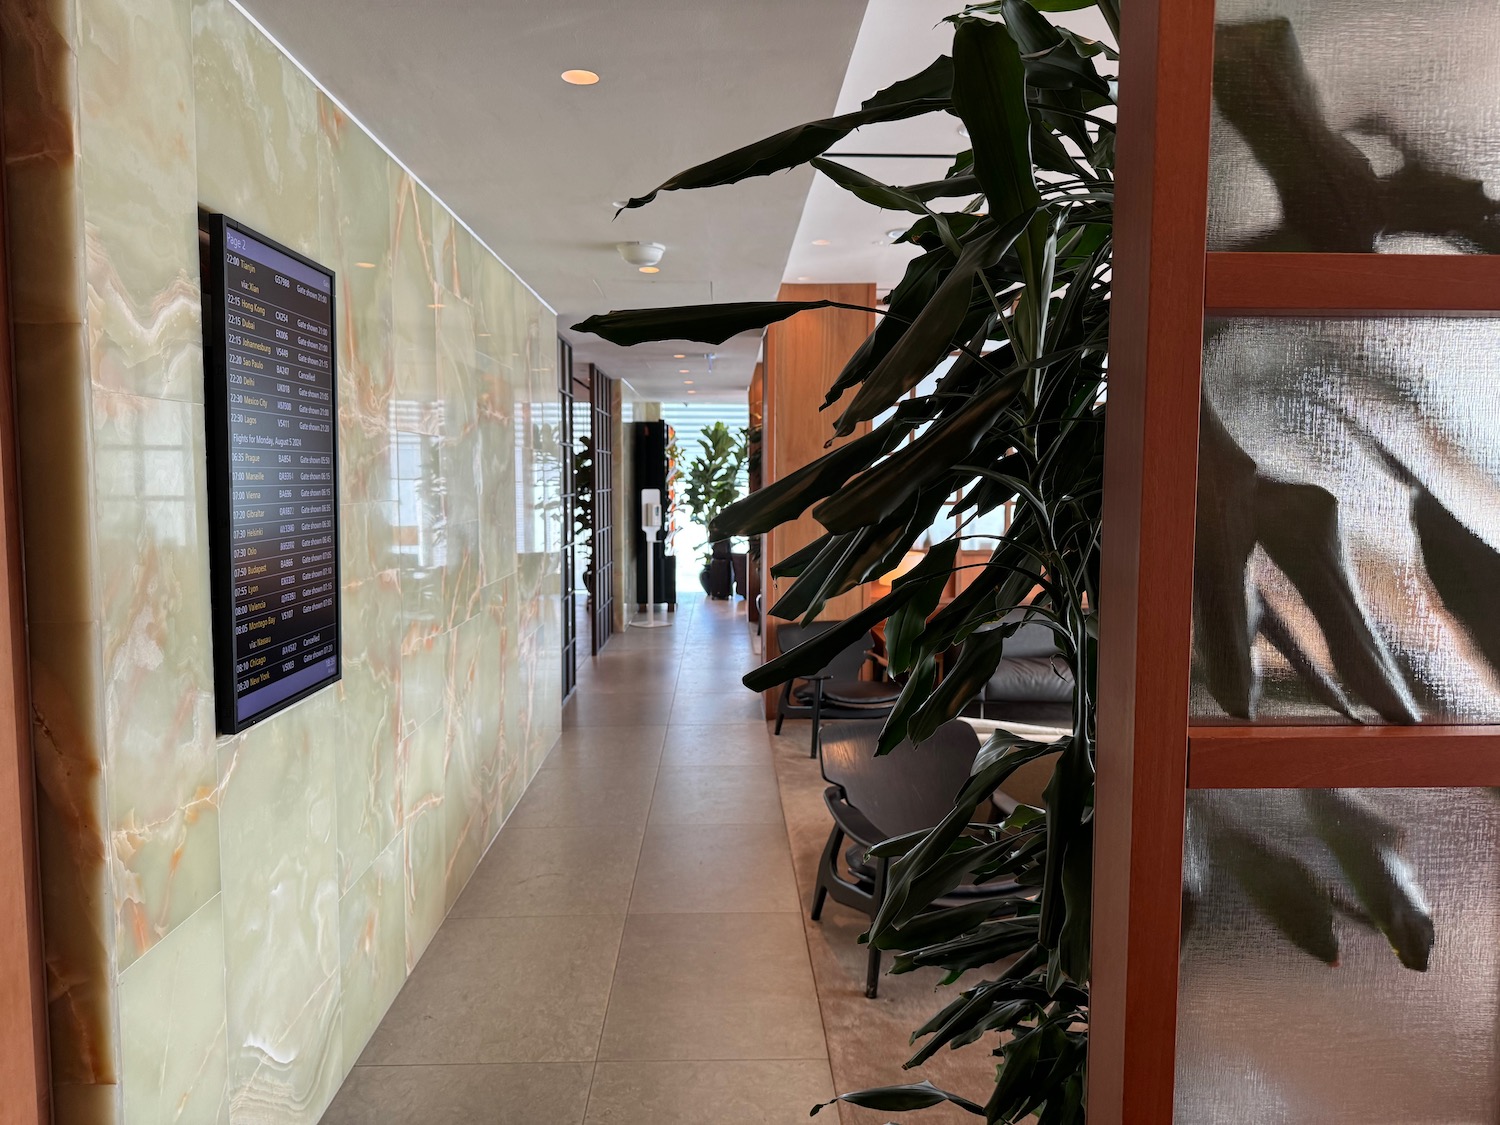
[700,539,735,599]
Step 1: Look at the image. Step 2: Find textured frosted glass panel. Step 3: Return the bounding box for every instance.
[1208,0,1500,252]
[1192,318,1500,724]
[1176,789,1500,1124]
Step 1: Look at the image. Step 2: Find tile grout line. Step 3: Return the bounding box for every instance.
[579,607,681,1122]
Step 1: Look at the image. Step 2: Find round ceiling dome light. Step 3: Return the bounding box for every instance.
[617,241,665,269]
[561,69,600,85]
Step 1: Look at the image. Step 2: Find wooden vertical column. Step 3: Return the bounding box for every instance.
[746,361,763,629]
[759,283,875,710]
[0,117,48,1125]
[1091,0,1216,1118]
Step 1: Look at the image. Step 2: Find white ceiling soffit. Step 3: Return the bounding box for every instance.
[237,0,870,404]
[784,0,967,295]
[783,1,1114,296]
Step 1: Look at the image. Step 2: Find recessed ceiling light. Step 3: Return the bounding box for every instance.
[678,368,690,374]
[811,239,831,246]
[561,69,600,85]
[477,332,492,338]
[688,389,696,394]
[428,303,444,309]
[683,380,694,385]
[356,261,376,269]
[638,265,660,274]
[673,354,686,359]
[886,228,906,240]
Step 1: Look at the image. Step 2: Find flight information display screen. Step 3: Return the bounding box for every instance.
[204,215,341,733]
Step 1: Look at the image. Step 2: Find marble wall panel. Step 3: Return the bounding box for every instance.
[441,610,500,909]
[192,0,320,257]
[398,712,446,969]
[2,0,562,1119]
[318,96,394,507]
[337,832,404,1068]
[331,539,401,892]
[93,392,219,971]
[78,0,201,404]
[217,712,343,1123]
[117,896,228,1123]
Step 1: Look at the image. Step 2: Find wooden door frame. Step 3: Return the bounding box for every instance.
[1092,0,1500,1119]
[0,109,50,1125]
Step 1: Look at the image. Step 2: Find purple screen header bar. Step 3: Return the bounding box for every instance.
[225,227,331,294]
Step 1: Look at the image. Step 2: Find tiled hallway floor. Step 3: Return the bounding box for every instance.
[322,595,991,1123]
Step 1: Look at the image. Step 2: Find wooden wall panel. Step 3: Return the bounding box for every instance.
[760,283,875,709]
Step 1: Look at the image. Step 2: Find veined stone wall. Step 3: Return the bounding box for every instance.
[0,0,563,1119]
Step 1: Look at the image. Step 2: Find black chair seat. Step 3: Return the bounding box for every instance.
[823,680,902,706]
[773,621,898,757]
[795,680,900,706]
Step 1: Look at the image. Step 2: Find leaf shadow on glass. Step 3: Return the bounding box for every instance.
[1214,17,1500,253]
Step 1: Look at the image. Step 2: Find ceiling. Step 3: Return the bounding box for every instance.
[238,0,1098,406]
[237,0,869,402]
[783,0,969,297]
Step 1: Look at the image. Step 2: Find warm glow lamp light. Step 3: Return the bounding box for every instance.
[880,549,927,585]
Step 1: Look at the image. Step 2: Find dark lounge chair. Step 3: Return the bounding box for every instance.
[772,621,901,758]
[810,719,1054,997]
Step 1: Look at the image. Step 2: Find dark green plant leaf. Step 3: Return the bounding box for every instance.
[573,299,856,347]
[711,403,924,538]
[812,157,929,215]
[819,367,1026,530]
[952,16,1040,225]
[616,95,952,212]
[861,54,957,109]
[886,540,962,673]
[834,213,1035,432]
[810,1080,984,1118]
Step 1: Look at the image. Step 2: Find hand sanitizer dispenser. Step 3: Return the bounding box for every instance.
[633,488,670,628]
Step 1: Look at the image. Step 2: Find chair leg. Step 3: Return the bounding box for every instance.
[865,856,889,999]
[809,681,823,759]
[810,825,843,922]
[773,682,790,735]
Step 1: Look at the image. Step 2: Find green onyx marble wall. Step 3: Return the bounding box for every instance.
[0,0,563,1119]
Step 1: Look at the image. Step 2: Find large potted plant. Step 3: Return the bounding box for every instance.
[578,0,1440,1116]
[682,421,747,598]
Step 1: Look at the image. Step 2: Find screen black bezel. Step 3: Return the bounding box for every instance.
[203,212,342,735]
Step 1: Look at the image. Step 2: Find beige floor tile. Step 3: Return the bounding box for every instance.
[359,916,624,1064]
[659,723,772,769]
[507,766,658,830]
[648,766,784,827]
[583,1060,834,1125]
[630,823,798,915]
[564,692,677,728]
[672,662,760,691]
[451,825,643,918]
[668,691,768,725]
[598,912,825,1061]
[543,727,666,771]
[320,1063,592,1124]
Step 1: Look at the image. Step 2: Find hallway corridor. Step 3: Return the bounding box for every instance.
[323,596,990,1123]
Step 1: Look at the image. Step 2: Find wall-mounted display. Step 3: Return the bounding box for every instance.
[202,213,341,733]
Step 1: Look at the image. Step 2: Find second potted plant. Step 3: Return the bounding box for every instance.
[682,421,747,598]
